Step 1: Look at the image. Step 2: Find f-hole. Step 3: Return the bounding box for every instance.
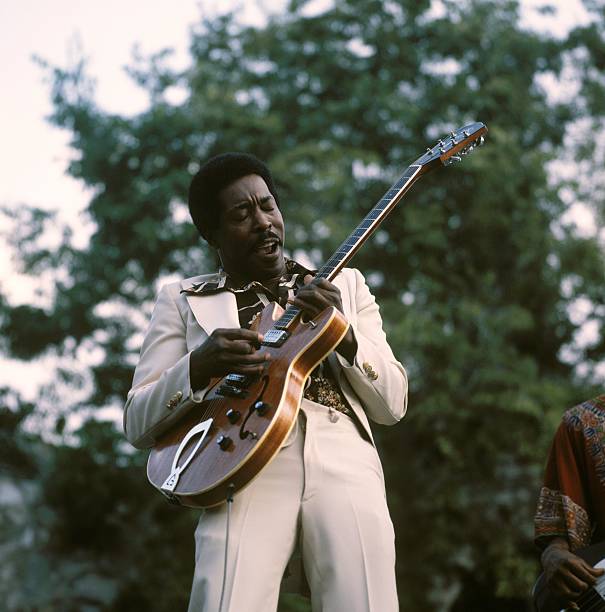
[299,313,317,328]
[239,375,270,440]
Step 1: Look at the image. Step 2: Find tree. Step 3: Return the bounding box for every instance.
[2,0,605,609]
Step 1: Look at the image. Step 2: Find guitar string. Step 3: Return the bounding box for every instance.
[173,132,482,476]
[579,588,605,612]
[582,598,605,612]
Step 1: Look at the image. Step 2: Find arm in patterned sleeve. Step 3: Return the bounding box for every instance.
[535,409,593,551]
[533,399,605,609]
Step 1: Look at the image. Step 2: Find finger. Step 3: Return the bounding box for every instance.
[294,285,335,307]
[225,339,261,355]
[312,278,339,293]
[576,563,604,583]
[217,328,263,345]
[553,580,585,601]
[224,351,271,366]
[560,571,590,594]
[581,559,605,577]
[289,296,328,317]
[298,279,343,312]
[302,276,340,297]
[226,361,271,376]
[566,558,605,583]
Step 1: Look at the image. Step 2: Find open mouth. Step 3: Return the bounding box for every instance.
[253,240,280,255]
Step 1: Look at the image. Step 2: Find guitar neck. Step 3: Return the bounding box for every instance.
[271,122,487,332]
[273,163,423,332]
[316,164,423,282]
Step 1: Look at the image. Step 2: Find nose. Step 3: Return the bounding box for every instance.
[252,207,272,231]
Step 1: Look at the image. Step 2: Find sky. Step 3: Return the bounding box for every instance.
[0,0,598,400]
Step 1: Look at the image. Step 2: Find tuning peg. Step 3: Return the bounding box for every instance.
[463,130,470,137]
[444,155,462,166]
[477,136,485,146]
[426,147,432,153]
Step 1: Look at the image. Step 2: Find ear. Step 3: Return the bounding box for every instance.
[205,226,218,249]
[205,231,222,263]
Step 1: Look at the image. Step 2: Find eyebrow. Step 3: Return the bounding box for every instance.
[231,195,273,209]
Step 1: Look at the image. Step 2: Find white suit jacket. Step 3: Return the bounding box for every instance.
[123,267,408,449]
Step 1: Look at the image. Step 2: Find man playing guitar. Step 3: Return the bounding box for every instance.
[534,395,605,611]
[123,152,408,611]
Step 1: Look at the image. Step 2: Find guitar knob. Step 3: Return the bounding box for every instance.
[254,401,270,416]
[217,434,232,450]
[226,408,241,424]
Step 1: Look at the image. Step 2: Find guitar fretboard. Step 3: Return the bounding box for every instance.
[274,164,422,331]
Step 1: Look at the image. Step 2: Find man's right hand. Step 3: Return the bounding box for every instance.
[542,538,605,607]
[189,328,270,391]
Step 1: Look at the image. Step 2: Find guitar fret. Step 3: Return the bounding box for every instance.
[274,305,301,330]
[316,166,423,281]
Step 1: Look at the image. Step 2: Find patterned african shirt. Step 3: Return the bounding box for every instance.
[534,394,605,551]
[183,259,352,415]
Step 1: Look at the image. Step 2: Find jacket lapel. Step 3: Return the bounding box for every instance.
[180,275,239,337]
[180,268,353,341]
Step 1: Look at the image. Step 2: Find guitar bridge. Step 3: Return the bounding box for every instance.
[216,373,252,397]
[216,384,248,398]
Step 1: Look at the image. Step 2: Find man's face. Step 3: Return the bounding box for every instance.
[212,173,286,283]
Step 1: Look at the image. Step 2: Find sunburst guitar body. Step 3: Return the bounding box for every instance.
[147,301,349,507]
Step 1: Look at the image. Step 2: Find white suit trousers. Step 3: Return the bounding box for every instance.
[188,399,398,612]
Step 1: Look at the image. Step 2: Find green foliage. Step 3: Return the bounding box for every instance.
[2,0,605,610]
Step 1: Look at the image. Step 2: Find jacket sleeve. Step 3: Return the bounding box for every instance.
[534,412,594,551]
[123,284,208,449]
[334,268,408,425]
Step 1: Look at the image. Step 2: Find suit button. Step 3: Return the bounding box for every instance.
[362,362,378,380]
[175,391,183,401]
[166,397,178,410]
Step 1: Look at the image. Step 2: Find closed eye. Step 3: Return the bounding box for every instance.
[260,196,274,210]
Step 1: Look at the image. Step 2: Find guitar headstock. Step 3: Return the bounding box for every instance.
[416,122,487,174]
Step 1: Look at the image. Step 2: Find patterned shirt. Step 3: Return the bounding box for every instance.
[183,259,352,415]
[534,394,605,550]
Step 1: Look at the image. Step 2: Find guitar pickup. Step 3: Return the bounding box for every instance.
[216,384,248,398]
[225,373,249,387]
[262,329,289,347]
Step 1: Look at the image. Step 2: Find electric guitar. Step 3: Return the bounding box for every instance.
[533,542,605,612]
[147,122,488,507]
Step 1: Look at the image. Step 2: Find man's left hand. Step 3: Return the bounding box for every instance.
[289,275,357,363]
